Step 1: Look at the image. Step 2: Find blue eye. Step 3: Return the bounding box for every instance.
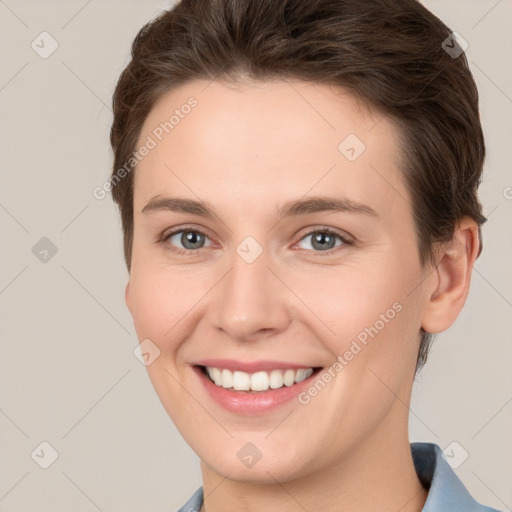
[295,228,352,253]
[163,227,213,255]
[160,226,352,256]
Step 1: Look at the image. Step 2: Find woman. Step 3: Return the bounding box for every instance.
[108,0,502,510]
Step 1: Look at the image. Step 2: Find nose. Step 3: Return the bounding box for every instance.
[207,246,291,343]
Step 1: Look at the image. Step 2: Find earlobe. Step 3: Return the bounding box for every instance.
[421,218,481,334]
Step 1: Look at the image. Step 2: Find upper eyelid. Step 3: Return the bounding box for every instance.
[162,225,214,243]
[293,228,353,249]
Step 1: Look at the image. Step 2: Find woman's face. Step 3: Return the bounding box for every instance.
[126,78,433,483]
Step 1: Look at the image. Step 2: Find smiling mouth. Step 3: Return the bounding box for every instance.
[197,365,323,393]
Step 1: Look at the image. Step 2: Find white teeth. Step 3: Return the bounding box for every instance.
[221,369,233,388]
[269,369,284,389]
[250,371,269,391]
[207,367,222,386]
[295,368,313,383]
[232,370,250,391]
[205,366,315,391]
[283,369,296,387]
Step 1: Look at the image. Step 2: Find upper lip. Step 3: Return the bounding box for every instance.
[194,359,321,373]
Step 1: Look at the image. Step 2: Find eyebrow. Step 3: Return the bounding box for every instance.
[141,195,378,219]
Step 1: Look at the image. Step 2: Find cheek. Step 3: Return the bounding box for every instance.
[128,265,194,350]
[304,261,422,372]
[295,266,403,339]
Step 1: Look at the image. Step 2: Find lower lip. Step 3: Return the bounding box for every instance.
[193,366,322,415]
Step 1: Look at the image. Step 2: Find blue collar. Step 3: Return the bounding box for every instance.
[177,442,502,511]
[411,442,501,511]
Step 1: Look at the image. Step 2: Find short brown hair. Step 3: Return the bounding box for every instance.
[109,0,486,372]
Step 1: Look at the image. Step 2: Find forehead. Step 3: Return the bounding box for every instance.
[133,78,407,220]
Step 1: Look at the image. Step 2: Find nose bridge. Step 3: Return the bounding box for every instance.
[209,242,290,341]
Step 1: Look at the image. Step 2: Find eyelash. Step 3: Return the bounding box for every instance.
[159,225,354,257]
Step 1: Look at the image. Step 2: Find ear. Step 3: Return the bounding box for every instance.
[421,218,481,334]
[125,280,132,314]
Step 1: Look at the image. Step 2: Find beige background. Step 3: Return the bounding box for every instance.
[0,0,511,510]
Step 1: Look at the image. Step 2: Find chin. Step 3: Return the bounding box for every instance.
[199,447,314,485]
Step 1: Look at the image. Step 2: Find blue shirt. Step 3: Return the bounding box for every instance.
[176,442,503,512]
